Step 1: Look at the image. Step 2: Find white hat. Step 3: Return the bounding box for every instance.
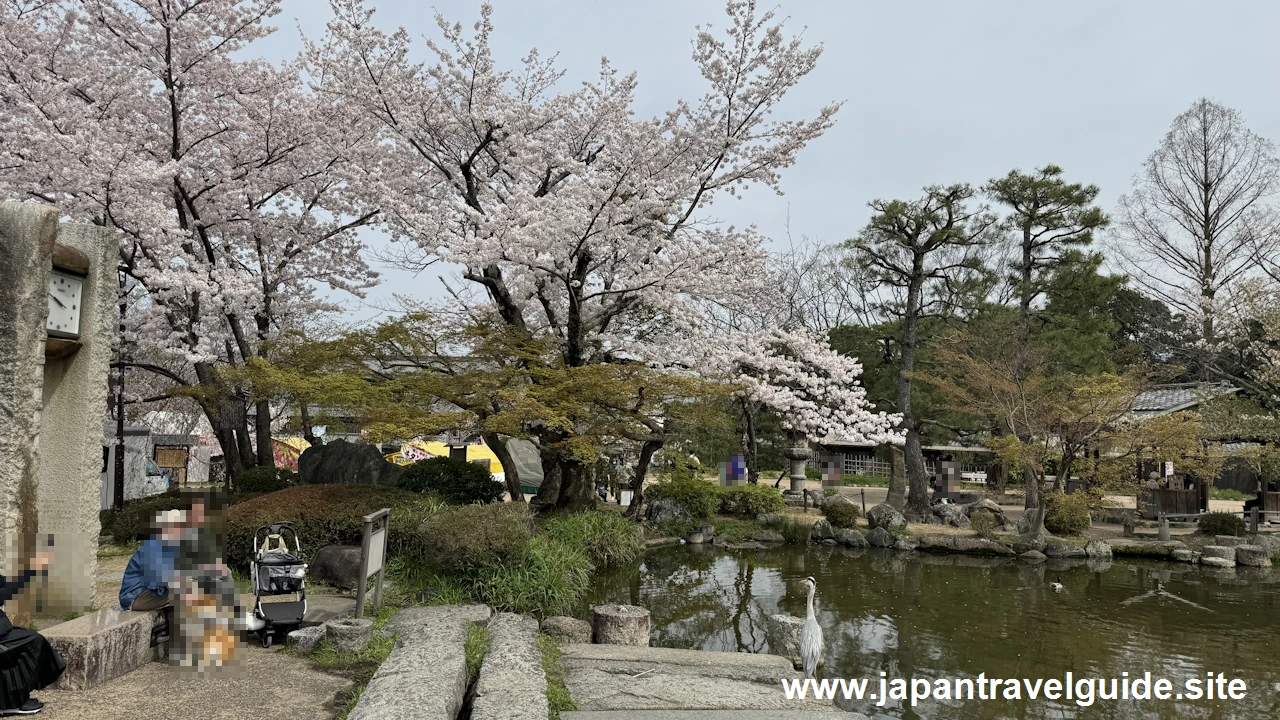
[155,509,187,526]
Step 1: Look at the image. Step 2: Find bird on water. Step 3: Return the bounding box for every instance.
[800,576,824,679]
[1050,577,1065,593]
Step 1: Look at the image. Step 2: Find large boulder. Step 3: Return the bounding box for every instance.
[837,528,868,549]
[748,529,785,543]
[1202,545,1236,561]
[809,519,835,542]
[308,545,364,590]
[1249,534,1280,556]
[298,439,405,486]
[866,503,907,532]
[1235,545,1272,567]
[764,614,804,668]
[1043,539,1087,559]
[963,498,1004,517]
[824,494,858,511]
[1201,556,1235,569]
[932,503,970,529]
[1084,540,1113,558]
[916,535,1015,556]
[866,526,894,548]
[644,497,693,523]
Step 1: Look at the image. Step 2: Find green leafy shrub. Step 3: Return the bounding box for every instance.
[399,456,504,506]
[418,502,535,573]
[718,485,785,517]
[823,500,861,529]
[970,509,997,539]
[107,490,189,541]
[822,488,838,498]
[1197,511,1246,537]
[235,466,298,494]
[225,484,444,570]
[541,511,642,568]
[646,476,719,519]
[1044,492,1092,535]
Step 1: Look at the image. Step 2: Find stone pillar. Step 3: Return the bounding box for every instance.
[592,604,650,646]
[786,432,808,493]
[887,446,907,511]
[0,202,115,615]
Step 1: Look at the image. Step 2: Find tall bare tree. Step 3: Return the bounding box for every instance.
[847,184,996,519]
[1113,98,1280,353]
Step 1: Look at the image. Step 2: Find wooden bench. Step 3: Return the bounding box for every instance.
[40,606,168,690]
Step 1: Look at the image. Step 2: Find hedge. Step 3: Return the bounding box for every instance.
[235,467,299,495]
[646,476,719,519]
[399,456,504,505]
[718,485,785,517]
[224,484,444,570]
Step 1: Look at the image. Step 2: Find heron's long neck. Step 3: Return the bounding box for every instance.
[806,583,815,616]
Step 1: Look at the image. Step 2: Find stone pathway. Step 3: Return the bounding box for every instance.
[472,613,548,720]
[558,644,838,712]
[347,604,492,720]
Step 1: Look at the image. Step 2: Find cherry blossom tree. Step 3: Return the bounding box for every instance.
[307,0,857,507]
[0,0,379,478]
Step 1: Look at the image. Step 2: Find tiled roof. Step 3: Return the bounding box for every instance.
[1131,382,1237,414]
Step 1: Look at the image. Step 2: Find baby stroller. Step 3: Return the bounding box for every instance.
[251,522,308,648]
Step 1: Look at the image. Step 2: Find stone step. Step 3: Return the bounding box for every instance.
[472,613,548,720]
[346,604,491,720]
[558,644,836,712]
[564,711,852,720]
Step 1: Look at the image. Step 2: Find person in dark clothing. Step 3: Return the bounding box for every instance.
[0,550,66,716]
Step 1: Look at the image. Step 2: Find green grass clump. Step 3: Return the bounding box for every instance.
[760,517,812,544]
[1209,488,1252,502]
[474,536,593,617]
[541,511,642,568]
[717,485,785,517]
[465,623,490,684]
[539,634,577,720]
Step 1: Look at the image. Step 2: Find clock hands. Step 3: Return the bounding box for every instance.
[48,292,65,308]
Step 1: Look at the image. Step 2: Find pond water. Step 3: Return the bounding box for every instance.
[580,545,1280,719]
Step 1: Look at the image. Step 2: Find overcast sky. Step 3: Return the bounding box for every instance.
[253,0,1280,322]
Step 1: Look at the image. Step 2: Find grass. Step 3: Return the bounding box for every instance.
[307,605,398,720]
[759,516,812,544]
[1210,488,1254,501]
[465,623,490,684]
[539,634,577,720]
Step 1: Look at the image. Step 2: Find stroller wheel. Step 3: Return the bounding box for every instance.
[261,632,273,649]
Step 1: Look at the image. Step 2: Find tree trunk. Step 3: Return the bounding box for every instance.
[904,428,930,517]
[1024,466,1040,511]
[255,399,274,468]
[899,256,929,518]
[533,453,561,506]
[741,399,759,485]
[1055,451,1075,494]
[301,403,319,446]
[626,439,663,520]
[482,432,524,503]
[556,459,596,511]
[988,459,1006,495]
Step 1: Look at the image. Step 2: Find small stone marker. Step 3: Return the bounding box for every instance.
[286,625,327,652]
[764,614,804,668]
[592,604,650,646]
[540,616,592,644]
[326,618,374,652]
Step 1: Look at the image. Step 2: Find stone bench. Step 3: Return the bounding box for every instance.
[41,606,167,690]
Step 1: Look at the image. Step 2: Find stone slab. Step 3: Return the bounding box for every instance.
[41,607,163,690]
[559,644,836,711]
[565,713,854,720]
[472,613,548,720]
[347,604,491,720]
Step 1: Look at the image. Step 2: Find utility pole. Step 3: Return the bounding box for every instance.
[113,269,126,510]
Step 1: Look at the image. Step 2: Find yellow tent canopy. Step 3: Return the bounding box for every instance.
[385,439,504,474]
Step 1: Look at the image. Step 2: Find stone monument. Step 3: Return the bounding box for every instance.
[1,201,117,616]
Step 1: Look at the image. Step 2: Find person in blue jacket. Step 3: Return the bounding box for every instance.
[119,510,184,612]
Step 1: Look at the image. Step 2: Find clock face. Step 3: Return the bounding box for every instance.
[47,271,84,338]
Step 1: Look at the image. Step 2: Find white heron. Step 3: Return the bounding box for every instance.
[800,576,823,679]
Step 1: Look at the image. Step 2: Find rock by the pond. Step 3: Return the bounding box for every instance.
[643,537,681,549]
[1235,545,1273,568]
[727,541,769,550]
[1044,539,1087,559]
[866,526,894,548]
[308,544,363,590]
[837,528,869,549]
[805,489,826,507]
[592,604,650,646]
[1250,534,1280,556]
[1012,537,1046,554]
[916,535,1015,556]
[756,513,783,525]
[298,438,405,486]
[541,616,592,644]
[645,497,693,523]
[1172,548,1199,564]
[892,536,919,552]
[1201,545,1236,561]
[686,525,715,544]
[286,625,326,652]
[1084,540,1113,558]
[963,498,1004,517]
[764,614,804,668]
[809,518,835,542]
[1019,550,1047,561]
[1108,539,1188,558]
[866,503,907,532]
[933,503,971,528]
[1214,535,1248,547]
[326,618,374,652]
[1201,556,1235,569]
[748,529,785,543]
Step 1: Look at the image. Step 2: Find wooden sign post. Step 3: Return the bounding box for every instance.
[355,508,390,619]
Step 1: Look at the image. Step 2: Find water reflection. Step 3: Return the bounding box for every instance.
[581,546,1280,719]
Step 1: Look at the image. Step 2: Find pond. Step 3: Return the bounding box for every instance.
[580,544,1280,719]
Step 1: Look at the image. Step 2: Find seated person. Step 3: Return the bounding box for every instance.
[0,549,66,716]
[119,510,184,611]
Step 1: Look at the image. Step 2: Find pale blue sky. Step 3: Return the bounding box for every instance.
[254,0,1280,322]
